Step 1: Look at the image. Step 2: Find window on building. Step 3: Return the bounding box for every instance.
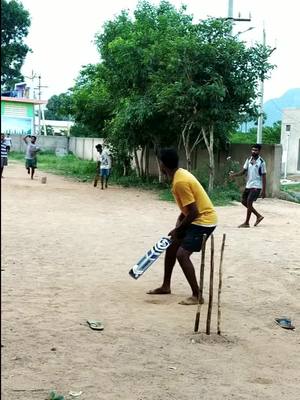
[285,124,291,132]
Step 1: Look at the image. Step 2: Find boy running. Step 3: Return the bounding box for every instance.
[23,135,40,180]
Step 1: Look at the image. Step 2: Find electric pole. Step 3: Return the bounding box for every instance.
[24,70,37,98]
[35,75,48,135]
[256,28,266,144]
[227,0,251,34]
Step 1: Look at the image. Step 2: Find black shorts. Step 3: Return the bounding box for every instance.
[242,188,261,204]
[180,224,216,253]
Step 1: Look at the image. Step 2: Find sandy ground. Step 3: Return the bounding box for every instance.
[1,162,300,400]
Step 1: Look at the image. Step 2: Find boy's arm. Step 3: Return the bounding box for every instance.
[229,168,246,178]
[170,203,199,238]
[23,135,29,143]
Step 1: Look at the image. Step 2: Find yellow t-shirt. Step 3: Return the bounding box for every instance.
[172,168,217,226]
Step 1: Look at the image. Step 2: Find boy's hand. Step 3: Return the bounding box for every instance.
[228,171,235,180]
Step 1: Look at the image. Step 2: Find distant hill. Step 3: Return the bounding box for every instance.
[264,88,300,126]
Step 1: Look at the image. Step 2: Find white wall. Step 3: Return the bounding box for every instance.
[281,109,300,174]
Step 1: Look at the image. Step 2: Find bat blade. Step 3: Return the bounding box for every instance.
[129,237,171,280]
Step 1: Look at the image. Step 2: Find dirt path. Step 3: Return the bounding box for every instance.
[1,162,300,400]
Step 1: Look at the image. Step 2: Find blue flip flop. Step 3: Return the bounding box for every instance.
[275,317,295,330]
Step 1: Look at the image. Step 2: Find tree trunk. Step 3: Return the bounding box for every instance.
[145,145,150,178]
[140,146,145,177]
[201,126,215,192]
[181,120,202,172]
[134,149,141,178]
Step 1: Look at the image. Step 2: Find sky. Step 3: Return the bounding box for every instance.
[20,0,300,102]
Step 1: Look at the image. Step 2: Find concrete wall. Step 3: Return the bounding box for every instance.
[69,137,103,161]
[144,143,282,197]
[8,134,282,196]
[280,109,300,175]
[9,134,69,153]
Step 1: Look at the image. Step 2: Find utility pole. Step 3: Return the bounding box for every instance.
[35,75,48,135]
[227,0,251,34]
[256,29,276,144]
[256,28,266,144]
[24,70,37,98]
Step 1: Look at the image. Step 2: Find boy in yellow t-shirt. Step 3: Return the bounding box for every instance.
[147,148,217,305]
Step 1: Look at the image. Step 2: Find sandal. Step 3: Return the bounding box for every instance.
[86,320,104,331]
[275,317,295,330]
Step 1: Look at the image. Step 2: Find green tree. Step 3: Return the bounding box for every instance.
[95,1,192,177]
[154,17,275,190]
[67,1,275,186]
[70,64,113,136]
[44,92,73,121]
[1,0,31,89]
[231,121,281,144]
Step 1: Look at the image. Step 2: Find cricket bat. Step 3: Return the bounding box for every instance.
[129,237,172,279]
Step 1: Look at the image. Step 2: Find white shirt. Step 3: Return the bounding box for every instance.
[5,137,12,146]
[99,149,111,170]
[26,143,40,159]
[243,156,266,189]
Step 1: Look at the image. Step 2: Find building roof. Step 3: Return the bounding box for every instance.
[1,96,47,105]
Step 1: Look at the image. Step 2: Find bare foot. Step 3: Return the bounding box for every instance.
[238,223,250,228]
[147,287,171,295]
[178,296,199,305]
[254,216,264,227]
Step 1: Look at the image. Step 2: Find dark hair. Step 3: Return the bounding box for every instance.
[252,143,262,151]
[159,148,179,169]
[95,144,102,150]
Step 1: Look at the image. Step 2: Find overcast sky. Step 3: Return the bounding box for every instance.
[20,0,300,102]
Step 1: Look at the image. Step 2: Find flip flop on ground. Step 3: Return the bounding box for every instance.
[86,320,104,331]
[275,317,295,330]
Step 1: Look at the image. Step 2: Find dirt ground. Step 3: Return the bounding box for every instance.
[1,162,300,400]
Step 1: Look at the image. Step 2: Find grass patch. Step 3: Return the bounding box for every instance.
[9,151,96,181]
[9,151,241,205]
[281,183,300,191]
[280,183,300,203]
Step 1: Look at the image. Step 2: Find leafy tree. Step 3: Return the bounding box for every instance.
[70,64,114,137]
[1,0,31,89]
[44,92,73,121]
[69,123,98,138]
[231,121,281,144]
[95,1,193,177]
[67,1,275,186]
[155,17,275,190]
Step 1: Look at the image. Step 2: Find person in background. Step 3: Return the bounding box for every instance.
[23,135,40,180]
[5,134,12,153]
[1,133,8,178]
[229,143,266,227]
[94,144,112,189]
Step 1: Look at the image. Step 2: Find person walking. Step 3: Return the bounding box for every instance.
[229,143,266,227]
